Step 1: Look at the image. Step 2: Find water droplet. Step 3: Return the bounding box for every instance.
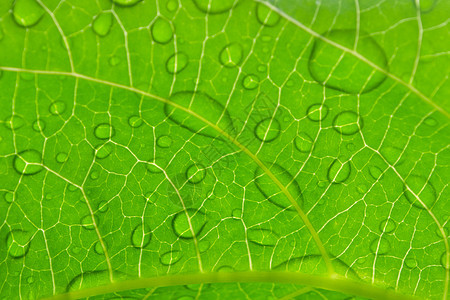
[6,230,31,258]
[167,0,178,11]
[193,0,237,14]
[128,115,143,128]
[68,184,77,192]
[404,175,437,210]
[32,119,45,132]
[257,64,267,73]
[109,56,120,66]
[370,237,390,255]
[327,159,351,183]
[185,163,207,184]
[418,0,436,13]
[26,276,34,284]
[97,201,108,213]
[13,0,44,27]
[151,17,173,44]
[369,166,383,180]
[96,142,113,159]
[172,209,206,239]
[379,218,396,233]
[357,184,368,194]
[254,118,281,142]
[112,0,141,6]
[4,115,25,130]
[256,3,280,27]
[294,132,313,153]
[72,246,81,254]
[185,284,201,291]
[92,12,113,37]
[165,91,235,139]
[424,117,437,127]
[198,240,210,253]
[306,104,329,122]
[160,249,182,266]
[232,209,241,218]
[94,123,115,140]
[4,192,14,203]
[49,101,66,116]
[80,215,97,230]
[56,152,68,163]
[13,150,43,175]
[248,228,278,247]
[90,171,99,180]
[405,257,417,269]
[219,43,243,68]
[333,111,363,135]
[94,241,104,254]
[242,74,259,90]
[156,135,172,148]
[131,224,152,248]
[166,52,188,74]
[254,163,303,210]
[309,29,387,94]
[441,252,449,270]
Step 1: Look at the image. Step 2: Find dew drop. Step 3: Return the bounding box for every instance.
[112,0,141,6]
[198,240,210,253]
[97,201,109,213]
[167,0,178,12]
[13,150,43,175]
[248,228,278,247]
[90,171,99,180]
[441,252,449,270]
[370,237,390,255]
[151,17,173,44]
[156,135,172,148]
[232,209,241,218]
[219,43,243,68]
[327,159,351,184]
[369,166,383,180]
[160,250,182,266]
[257,64,267,73]
[32,119,46,132]
[185,163,207,184]
[418,0,436,13]
[256,3,280,27]
[128,115,143,128]
[357,184,368,194]
[379,218,396,233]
[193,0,237,14]
[172,209,206,239]
[13,0,44,27]
[26,276,34,284]
[131,224,152,248]
[405,257,417,269]
[306,104,329,122]
[68,184,77,192]
[403,175,437,210]
[6,230,31,258]
[166,52,188,74]
[294,132,313,153]
[94,241,104,254]
[94,123,115,140]
[80,215,97,230]
[333,111,363,135]
[185,284,201,291]
[109,56,120,66]
[72,246,81,254]
[92,12,113,37]
[4,192,14,203]
[56,152,68,163]
[242,74,259,90]
[424,117,437,127]
[254,118,281,142]
[96,142,113,159]
[4,115,25,130]
[49,101,66,116]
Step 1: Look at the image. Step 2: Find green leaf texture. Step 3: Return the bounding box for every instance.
[0,0,449,299]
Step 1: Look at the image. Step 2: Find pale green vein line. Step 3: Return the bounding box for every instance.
[40,271,420,300]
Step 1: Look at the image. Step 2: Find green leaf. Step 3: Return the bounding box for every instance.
[0,0,448,299]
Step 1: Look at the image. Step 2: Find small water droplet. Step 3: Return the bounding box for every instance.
[68,184,77,192]
[94,241,104,254]
[72,246,81,254]
[405,257,417,269]
[56,152,68,163]
[112,0,141,6]
[327,159,351,184]
[248,228,278,247]
[131,224,152,248]
[160,250,182,266]
[166,0,178,11]
[96,142,113,159]
[441,252,449,270]
[49,101,66,116]
[242,74,259,90]
[317,181,327,188]
[166,52,188,74]
[404,175,437,210]
[32,119,45,132]
[26,276,34,284]
[257,64,267,73]
[4,115,25,130]
[198,240,210,253]
[151,17,173,44]
[80,215,97,230]
[6,230,31,258]
[370,237,390,255]
[172,209,206,239]
[128,115,143,128]
[109,56,120,66]
[92,12,112,37]
[307,104,329,122]
[254,118,281,142]
[156,135,172,148]
[219,43,243,68]
[13,0,44,27]
[90,171,99,180]
[13,150,43,175]
[97,201,108,213]
[185,163,207,184]
[256,3,280,27]
[424,117,437,127]
[294,132,313,153]
[232,209,241,218]
[357,184,368,194]
[94,123,115,140]
[4,192,14,203]
[379,218,396,233]
[286,80,294,87]
[192,0,236,14]
[369,166,383,180]
[333,111,363,135]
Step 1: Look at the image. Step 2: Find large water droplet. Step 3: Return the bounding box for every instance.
[242,74,259,90]
[13,150,43,175]
[156,135,172,148]
[256,3,280,27]
[92,12,113,37]
[131,224,152,248]
[327,159,351,183]
[306,104,328,122]
[333,111,363,135]
[49,101,66,116]
[254,163,303,210]
[254,118,281,142]
[7,230,31,258]
[309,29,387,94]
[151,17,173,44]
[32,119,46,132]
[405,257,417,269]
[294,132,314,153]
[96,142,113,159]
[56,152,68,163]
[13,0,44,27]
[172,209,206,239]
[94,241,104,255]
[160,250,182,266]
[128,115,143,128]
[4,115,25,130]
[404,175,437,209]
[164,91,235,139]
[219,43,243,68]
[166,52,188,74]
[370,237,390,255]
[94,123,115,140]
[192,0,237,14]
[248,228,278,247]
[166,0,178,12]
[112,0,141,6]
[379,218,396,233]
[185,163,207,184]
